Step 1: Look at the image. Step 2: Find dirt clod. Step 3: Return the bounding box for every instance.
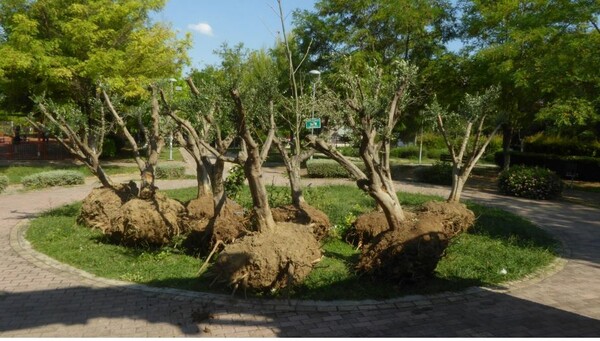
[108,192,187,245]
[212,222,322,292]
[77,183,137,232]
[357,201,475,283]
[272,203,331,241]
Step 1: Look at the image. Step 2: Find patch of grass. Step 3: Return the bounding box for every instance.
[0,165,138,183]
[26,185,559,300]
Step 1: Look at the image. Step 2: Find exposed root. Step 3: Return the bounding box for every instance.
[198,240,224,276]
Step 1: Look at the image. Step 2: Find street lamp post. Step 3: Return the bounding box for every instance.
[308,70,321,160]
[309,70,321,136]
[168,78,177,161]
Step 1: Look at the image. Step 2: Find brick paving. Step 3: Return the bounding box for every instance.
[0,159,599,336]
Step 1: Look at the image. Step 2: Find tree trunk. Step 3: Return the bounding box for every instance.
[369,186,405,230]
[244,152,276,233]
[448,170,467,203]
[502,124,513,171]
[209,157,227,208]
[195,159,212,198]
[288,159,305,206]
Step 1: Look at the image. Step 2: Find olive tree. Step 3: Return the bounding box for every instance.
[308,59,418,230]
[426,87,502,202]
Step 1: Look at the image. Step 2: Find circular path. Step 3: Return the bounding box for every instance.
[0,166,599,336]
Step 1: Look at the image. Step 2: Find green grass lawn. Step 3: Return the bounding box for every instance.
[0,164,139,184]
[26,185,558,300]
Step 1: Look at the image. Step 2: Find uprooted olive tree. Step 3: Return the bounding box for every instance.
[266,1,333,240]
[307,59,475,282]
[76,86,188,246]
[426,87,503,203]
[205,47,321,295]
[159,75,248,254]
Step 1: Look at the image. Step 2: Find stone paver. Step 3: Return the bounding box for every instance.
[0,156,599,336]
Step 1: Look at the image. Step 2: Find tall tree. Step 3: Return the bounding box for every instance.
[0,0,190,114]
[293,0,456,69]
[460,0,600,164]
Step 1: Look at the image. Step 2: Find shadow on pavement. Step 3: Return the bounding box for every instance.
[0,284,599,336]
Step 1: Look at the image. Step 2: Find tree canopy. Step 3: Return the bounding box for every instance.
[0,0,190,114]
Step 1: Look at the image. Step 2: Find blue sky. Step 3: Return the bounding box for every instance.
[154,0,318,70]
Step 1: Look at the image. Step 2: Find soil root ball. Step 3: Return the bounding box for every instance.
[183,198,248,254]
[346,211,395,248]
[109,192,187,245]
[213,223,322,292]
[271,203,331,241]
[77,183,137,232]
[186,195,215,220]
[357,201,475,283]
[205,199,248,246]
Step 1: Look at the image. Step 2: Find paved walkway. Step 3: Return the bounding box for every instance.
[0,162,599,336]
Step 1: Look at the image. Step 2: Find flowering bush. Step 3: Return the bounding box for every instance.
[498,166,563,200]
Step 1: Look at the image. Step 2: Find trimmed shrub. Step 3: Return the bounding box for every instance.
[390,145,422,159]
[426,148,446,160]
[22,170,85,189]
[498,166,563,200]
[524,133,600,157]
[495,151,600,181]
[155,164,186,179]
[306,159,366,178]
[0,174,8,193]
[416,161,453,185]
[337,146,359,157]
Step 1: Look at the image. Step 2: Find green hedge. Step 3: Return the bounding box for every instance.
[495,151,600,181]
[155,164,186,179]
[337,146,360,157]
[498,166,563,200]
[524,134,600,158]
[0,175,8,193]
[306,159,366,178]
[416,161,452,185]
[21,170,85,189]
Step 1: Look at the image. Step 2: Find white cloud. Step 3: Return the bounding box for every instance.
[188,22,214,36]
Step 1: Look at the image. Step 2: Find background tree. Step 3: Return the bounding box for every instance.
[426,87,502,203]
[293,0,458,144]
[0,0,190,116]
[459,0,600,166]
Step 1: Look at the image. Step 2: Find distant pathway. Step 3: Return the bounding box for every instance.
[0,157,599,336]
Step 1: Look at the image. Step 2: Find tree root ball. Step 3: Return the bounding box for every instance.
[204,199,248,246]
[182,197,248,254]
[77,183,137,233]
[357,202,475,283]
[108,192,187,245]
[346,211,392,248]
[186,195,215,220]
[212,223,322,292]
[271,203,331,241]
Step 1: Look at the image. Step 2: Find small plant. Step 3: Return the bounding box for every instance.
[0,174,8,193]
[416,161,452,185]
[155,164,186,179]
[498,166,563,200]
[21,170,85,189]
[224,165,245,200]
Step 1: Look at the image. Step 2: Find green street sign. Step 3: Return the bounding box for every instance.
[305,118,321,129]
